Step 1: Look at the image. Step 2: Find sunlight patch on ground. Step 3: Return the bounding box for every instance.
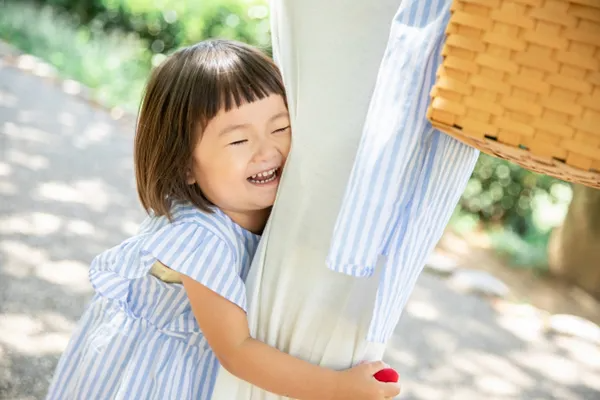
[0,240,90,293]
[121,220,141,236]
[7,148,49,171]
[405,300,439,321]
[65,219,96,236]
[383,347,417,368]
[475,375,520,396]
[1,240,48,277]
[17,109,36,124]
[3,121,51,144]
[0,88,18,107]
[57,111,76,128]
[425,364,465,385]
[0,180,17,195]
[38,312,78,333]
[35,259,91,293]
[582,369,600,391]
[0,212,62,236]
[0,161,11,176]
[0,212,100,240]
[401,382,446,400]
[73,121,112,148]
[0,313,72,356]
[553,336,600,369]
[512,350,580,384]
[36,180,110,212]
[60,79,82,96]
[425,329,458,353]
[450,351,484,376]
[495,313,545,342]
[467,351,535,388]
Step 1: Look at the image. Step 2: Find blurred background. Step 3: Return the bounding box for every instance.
[0,1,599,399]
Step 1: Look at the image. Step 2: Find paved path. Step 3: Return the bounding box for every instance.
[1,61,599,400]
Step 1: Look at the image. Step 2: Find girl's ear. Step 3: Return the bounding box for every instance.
[186,167,196,185]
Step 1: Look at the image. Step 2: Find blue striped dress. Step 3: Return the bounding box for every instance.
[46,202,260,400]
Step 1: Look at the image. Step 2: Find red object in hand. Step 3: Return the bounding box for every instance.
[373,367,400,383]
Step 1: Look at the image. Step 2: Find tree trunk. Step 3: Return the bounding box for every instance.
[548,184,600,299]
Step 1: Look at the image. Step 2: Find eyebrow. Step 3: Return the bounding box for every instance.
[269,111,289,122]
[219,123,250,137]
[218,110,289,137]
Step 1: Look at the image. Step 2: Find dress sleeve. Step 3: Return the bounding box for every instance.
[140,221,247,311]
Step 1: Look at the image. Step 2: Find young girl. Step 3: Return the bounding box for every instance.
[45,40,400,400]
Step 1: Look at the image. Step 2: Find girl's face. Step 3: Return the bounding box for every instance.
[189,94,291,231]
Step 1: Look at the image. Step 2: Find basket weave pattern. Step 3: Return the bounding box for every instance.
[427,0,600,187]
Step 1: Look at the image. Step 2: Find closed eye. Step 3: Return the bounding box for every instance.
[229,139,247,146]
[273,126,290,134]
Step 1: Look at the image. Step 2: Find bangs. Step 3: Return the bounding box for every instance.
[188,40,287,127]
[216,64,285,112]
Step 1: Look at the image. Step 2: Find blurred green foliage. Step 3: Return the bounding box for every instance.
[33,0,272,53]
[0,0,270,111]
[0,0,573,271]
[0,1,151,109]
[461,155,571,234]
[453,154,572,269]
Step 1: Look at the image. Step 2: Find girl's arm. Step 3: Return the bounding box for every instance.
[182,276,400,400]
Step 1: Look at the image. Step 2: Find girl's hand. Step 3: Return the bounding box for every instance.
[333,361,401,400]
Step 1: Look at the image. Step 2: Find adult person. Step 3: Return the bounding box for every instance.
[212,0,479,397]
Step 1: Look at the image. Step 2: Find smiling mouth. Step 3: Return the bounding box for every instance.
[247,167,279,184]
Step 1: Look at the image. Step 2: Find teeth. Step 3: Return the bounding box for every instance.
[250,168,277,180]
[249,168,278,183]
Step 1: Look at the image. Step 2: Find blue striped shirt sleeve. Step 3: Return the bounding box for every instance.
[323,0,480,342]
[141,222,247,312]
[327,0,478,277]
[367,131,479,342]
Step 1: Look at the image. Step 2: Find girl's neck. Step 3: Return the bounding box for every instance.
[224,207,271,235]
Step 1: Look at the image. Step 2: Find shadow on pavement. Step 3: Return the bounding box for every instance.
[0,63,144,400]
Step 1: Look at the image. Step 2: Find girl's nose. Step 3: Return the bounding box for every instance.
[253,141,279,164]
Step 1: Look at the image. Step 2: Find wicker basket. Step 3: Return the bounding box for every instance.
[427,0,600,188]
